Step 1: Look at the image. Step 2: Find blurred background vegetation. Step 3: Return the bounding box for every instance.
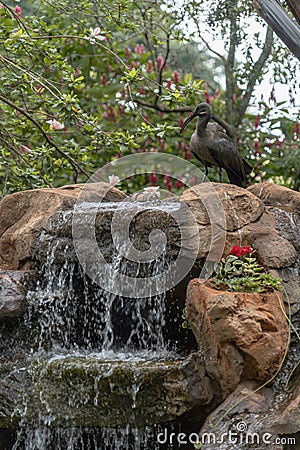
[0,0,299,196]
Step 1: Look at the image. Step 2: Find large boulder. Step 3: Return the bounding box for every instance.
[180,183,264,259]
[0,183,126,270]
[248,182,300,212]
[186,280,289,398]
[198,377,300,450]
[0,270,32,319]
[24,352,214,428]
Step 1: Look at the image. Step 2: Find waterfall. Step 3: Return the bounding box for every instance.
[12,200,195,450]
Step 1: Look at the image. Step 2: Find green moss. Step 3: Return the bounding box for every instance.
[24,356,191,428]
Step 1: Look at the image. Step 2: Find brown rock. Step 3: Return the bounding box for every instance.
[199,381,284,450]
[186,280,289,397]
[199,375,300,448]
[0,270,30,319]
[248,182,300,212]
[244,221,297,268]
[181,183,264,231]
[0,183,126,269]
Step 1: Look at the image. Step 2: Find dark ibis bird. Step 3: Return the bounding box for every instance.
[180,103,252,187]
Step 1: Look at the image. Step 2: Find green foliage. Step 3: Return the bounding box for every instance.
[181,307,191,329]
[0,0,299,197]
[213,252,282,293]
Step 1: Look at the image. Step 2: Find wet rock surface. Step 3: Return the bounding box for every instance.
[26,352,213,428]
[198,378,300,450]
[0,183,126,270]
[0,270,33,319]
[0,181,299,449]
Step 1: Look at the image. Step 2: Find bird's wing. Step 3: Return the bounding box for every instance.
[208,131,246,176]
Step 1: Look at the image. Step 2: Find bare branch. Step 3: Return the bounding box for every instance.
[194,22,226,63]
[237,26,273,121]
[225,12,238,119]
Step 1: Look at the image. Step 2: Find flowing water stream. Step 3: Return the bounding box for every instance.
[9,200,197,450]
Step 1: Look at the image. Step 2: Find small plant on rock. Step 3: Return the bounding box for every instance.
[212,245,282,293]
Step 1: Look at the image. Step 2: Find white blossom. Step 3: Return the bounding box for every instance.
[46,119,65,130]
[89,27,107,44]
[108,175,120,185]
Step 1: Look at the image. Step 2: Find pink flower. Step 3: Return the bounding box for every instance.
[167,79,172,89]
[214,89,220,99]
[14,5,22,17]
[46,119,65,130]
[74,67,82,77]
[173,71,179,84]
[160,139,166,151]
[125,46,131,58]
[156,55,164,70]
[254,114,261,129]
[89,27,106,45]
[101,73,107,86]
[139,86,146,95]
[179,117,184,128]
[146,60,153,73]
[135,44,145,55]
[108,106,115,121]
[253,139,261,156]
[35,84,45,95]
[292,122,300,139]
[164,174,172,190]
[176,178,184,189]
[149,172,158,185]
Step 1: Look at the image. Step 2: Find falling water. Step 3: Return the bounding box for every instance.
[11,200,192,450]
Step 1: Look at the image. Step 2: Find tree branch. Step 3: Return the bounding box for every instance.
[225,12,238,120]
[0,93,90,177]
[237,26,273,121]
[132,96,236,137]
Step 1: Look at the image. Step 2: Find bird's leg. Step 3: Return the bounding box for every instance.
[202,165,209,182]
[218,167,223,183]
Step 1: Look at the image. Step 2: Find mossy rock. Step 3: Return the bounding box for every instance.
[25,355,195,428]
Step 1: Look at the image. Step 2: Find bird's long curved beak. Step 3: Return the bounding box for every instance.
[179,111,197,134]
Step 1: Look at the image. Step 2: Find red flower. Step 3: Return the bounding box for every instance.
[176,178,184,189]
[254,114,261,128]
[164,174,172,190]
[204,91,211,104]
[230,245,253,257]
[149,172,158,185]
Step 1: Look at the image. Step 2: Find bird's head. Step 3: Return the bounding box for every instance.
[180,102,212,134]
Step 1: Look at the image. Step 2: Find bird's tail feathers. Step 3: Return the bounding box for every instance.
[225,167,244,187]
[243,158,253,175]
